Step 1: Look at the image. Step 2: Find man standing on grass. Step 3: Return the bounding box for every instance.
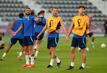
[37,7,67,68]
[33,10,46,59]
[22,7,37,68]
[66,5,89,70]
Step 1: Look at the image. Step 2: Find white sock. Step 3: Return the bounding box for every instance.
[70,62,74,67]
[56,56,60,63]
[31,56,34,64]
[86,47,89,51]
[18,52,22,57]
[50,58,54,66]
[78,47,81,51]
[25,55,30,64]
[34,50,39,58]
[2,52,6,58]
[81,63,85,68]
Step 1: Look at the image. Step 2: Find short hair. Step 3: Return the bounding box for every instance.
[19,13,24,18]
[37,10,45,16]
[51,7,58,11]
[78,5,85,9]
[25,7,31,9]
[24,7,31,11]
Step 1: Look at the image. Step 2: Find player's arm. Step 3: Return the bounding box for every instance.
[86,18,90,33]
[37,24,47,39]
[15,25,23,33]
[60,20,67,36]
[9,19,14,33]
[65,21,74,41]
[35,17,42,23]
[11,25,23,36]
[67,21,74,37]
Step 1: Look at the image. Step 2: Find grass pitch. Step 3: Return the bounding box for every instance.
[0,36,107,73]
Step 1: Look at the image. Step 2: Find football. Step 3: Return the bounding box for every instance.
[101,43,106,48]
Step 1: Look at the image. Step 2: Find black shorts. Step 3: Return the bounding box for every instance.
[10,38,24,46]
[47,37,59,49]
[71,35,86,49]
[87,32,93,37]
[34,32,44,40]
[23,36,35,46]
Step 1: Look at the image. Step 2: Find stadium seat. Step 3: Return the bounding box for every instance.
[0,0,27,21]
[35,0,106,25]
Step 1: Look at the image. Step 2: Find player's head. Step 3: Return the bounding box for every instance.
[18,13,24,18]
[78,5,85,15]
[51,7,58,17]
[37,10,45,16]
[24,7,31,16]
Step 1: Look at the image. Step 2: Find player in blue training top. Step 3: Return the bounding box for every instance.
[0,13,24,60]
[22,7,37,68]
[33,10,46,59]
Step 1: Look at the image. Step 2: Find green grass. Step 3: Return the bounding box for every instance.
[0,36,107,73]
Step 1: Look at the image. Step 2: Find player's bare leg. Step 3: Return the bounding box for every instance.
[23,45,35,68]
[28,45,35,67]
[0,44,13,60]
[47,47,55,68]
[47,47,61,68]
[79,48,86,69]
[23,46,30,67]
[33,40,40,59]
[86,37,89,52]
[67,47,75,70]
[18,47,24,60]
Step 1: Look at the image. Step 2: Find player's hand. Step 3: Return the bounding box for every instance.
[11,32,16,36]
[37,35,40,40]
[35,17,41,23]
[65,36,70,42]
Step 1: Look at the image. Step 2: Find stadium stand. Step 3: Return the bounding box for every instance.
[0,0,106,34]
[0,0,106,25]
[102,0,107,1]
[0,0,28,21]
[35,0,106,25]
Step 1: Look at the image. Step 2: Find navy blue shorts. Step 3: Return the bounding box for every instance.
[47,37,59,49]
[34,32,44,40]
[23,36,34,46]
[10,38,24,46]
[71,35,86,49]
[87,32,93,37]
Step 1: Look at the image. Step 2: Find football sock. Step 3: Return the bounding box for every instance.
[50,58,54,66]
[56,56,60,63]
[70,62,74,67]
[18,51,22,57]
[25,55,30,64]
[34,50,39,58]
[31,56,34,64]
[81,63,85,68]
[2,52,6,58]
